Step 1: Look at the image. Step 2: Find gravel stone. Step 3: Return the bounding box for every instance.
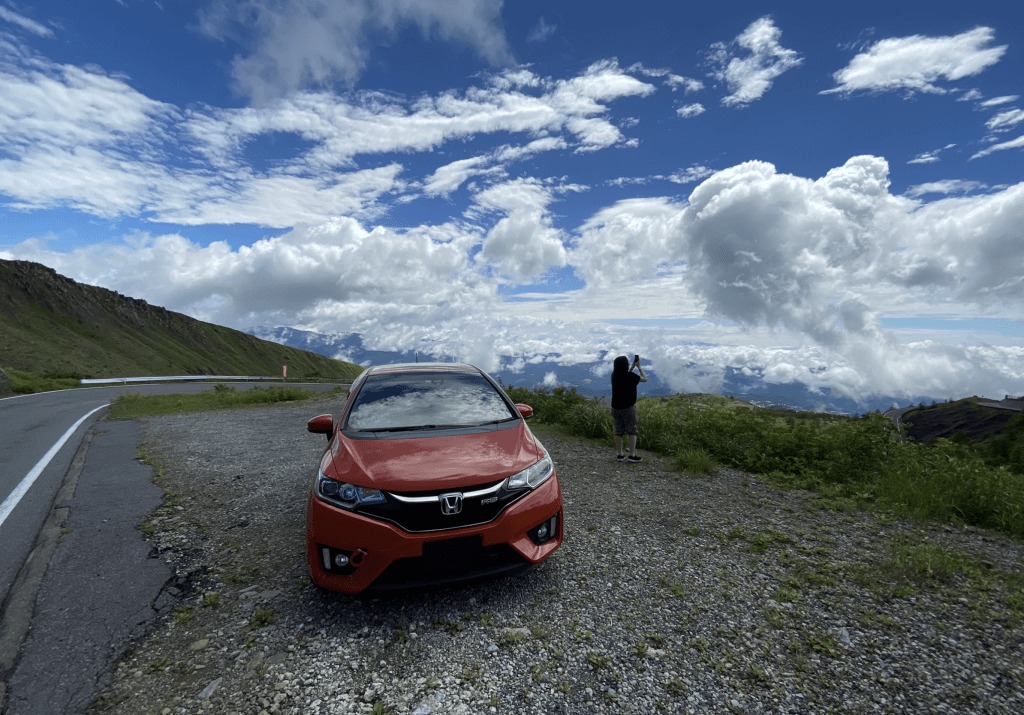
[90,397,1024,714]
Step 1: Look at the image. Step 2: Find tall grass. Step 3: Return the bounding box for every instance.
[510,387,1024,539]
[6,369,81,394]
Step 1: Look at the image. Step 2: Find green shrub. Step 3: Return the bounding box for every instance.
[507,387,1024,540]
[877,440,1024,536]
[6,369,80,394]
[978,412,1024,475]
[675,447,715,476]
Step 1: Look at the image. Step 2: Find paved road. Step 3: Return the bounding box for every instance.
[0,381,344,714]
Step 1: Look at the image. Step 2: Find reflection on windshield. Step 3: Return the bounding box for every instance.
[347,373,516,431]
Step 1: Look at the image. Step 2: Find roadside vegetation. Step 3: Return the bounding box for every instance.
[507,386,1024,540]
[902,399,1024,475]
[4,368,81,394]
[107,383,341,419]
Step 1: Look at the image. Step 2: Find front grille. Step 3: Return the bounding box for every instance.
[369,536,529,591]
[356,481,527,532]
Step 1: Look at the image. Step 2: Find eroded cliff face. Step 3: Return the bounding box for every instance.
[1,259,177,331]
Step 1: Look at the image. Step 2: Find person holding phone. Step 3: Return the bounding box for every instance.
[610,354,647,462]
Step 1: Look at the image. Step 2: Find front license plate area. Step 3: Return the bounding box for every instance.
[422,535,483,568]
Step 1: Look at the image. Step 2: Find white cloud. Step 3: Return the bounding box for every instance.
[979,95,1019,108]
[198,0,513,103]
[909,143,957,166]
[5,216,495,334]
[668,165,715,184]
[157,164,406,228]
[681,157,897,346]
[904,179,984,198]
[707,17,803,107]
[423,156,495,197]
[824,26,1007,96]
[0,6,52,37]
[0,60,175,150]
[474,179,568,281]
[986,108,1024,133]
[971,134,1024,160]
[676,103,705,119]
[563,157,1023,400]
[908,150,940,165]
[571,196,686,288]
[7,156,1024,401]
[892,183,1024,307]
[0,43,651,226]
[666,74,704,93]
[907,143,959,165]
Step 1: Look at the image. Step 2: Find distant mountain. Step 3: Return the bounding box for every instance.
[254,326,924,415]
[0,257,983,416]
[0,260,361,381]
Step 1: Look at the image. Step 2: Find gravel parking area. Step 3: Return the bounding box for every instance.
[91,397,1024,714]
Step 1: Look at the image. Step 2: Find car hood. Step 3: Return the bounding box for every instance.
[324,424,545,491]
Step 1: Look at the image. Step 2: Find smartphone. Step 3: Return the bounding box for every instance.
[633,354,640,363]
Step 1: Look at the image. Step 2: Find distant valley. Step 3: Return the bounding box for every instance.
[253,326,930,415]
[0,258,936,414]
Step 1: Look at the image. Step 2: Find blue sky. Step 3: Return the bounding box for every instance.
[1,0,1022,405]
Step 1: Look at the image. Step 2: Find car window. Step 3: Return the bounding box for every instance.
[346,372,517,431]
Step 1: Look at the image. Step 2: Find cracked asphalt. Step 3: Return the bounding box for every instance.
[1,419,170,715]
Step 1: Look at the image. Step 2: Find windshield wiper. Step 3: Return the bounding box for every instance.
[358,424,462,433]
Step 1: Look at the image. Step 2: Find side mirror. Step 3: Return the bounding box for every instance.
[307,414,334,439]
[515,404,534,419]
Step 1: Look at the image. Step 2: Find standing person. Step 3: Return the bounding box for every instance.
[610,354,647,462]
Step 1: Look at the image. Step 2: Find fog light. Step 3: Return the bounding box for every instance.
[529,514,558,545]
[319,545,357,574]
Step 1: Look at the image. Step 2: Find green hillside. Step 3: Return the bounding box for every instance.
[0,259,362,385]
[902,398,1024,474]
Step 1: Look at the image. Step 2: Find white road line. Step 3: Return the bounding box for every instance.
[0,404,109,529]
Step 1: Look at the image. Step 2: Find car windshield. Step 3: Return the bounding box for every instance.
[346,371,518,431]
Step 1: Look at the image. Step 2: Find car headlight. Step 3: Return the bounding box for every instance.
[506,449,554,490]
[316,472,386,509]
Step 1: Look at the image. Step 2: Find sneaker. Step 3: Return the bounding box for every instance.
[627,455,642,463]
[616,454,626,462]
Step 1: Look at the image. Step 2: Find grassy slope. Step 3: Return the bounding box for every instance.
[0,259,362,381]
[902,398,1017,443]
[903,398,1024,474]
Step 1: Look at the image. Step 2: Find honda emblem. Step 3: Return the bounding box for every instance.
[439,492,463,516]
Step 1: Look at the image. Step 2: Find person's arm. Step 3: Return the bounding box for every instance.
[632,357,648,382]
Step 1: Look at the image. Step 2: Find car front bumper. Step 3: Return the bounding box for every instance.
[306,475,563,594]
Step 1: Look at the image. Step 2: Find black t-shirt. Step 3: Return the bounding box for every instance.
[611,370,641,410]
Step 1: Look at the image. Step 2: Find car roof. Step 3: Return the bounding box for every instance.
[362,362,482,377]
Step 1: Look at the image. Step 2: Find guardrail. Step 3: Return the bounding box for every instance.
[80,376,352,386]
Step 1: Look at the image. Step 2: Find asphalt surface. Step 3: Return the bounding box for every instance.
[0,382,344,714]
[0,389,113,609]
[1,420,168,715]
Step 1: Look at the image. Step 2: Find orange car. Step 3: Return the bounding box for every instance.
[306,363,563,594]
